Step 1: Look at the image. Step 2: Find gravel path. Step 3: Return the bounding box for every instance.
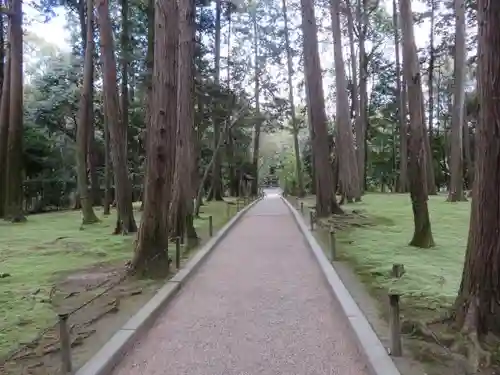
[113,197,370,375]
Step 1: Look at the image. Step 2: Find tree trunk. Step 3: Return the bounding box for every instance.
[427,0,435,141]
[0,35,10,218]
[76,0,99,224]
[4,0,25,222]
[131,0,178,272]
[356,0,368,194]
[225,13,237,197]
[96,0,137,234]
[463,118,473,189]
[345,0,358,124]
[393,0,408,193]
[282,0,304,198]
[447,0,467,202]
[120,0,130,149]
[251,11,261,196]
[453,0,500,352]
[299,0,343,217]
[103,101,112,216]
[399,0,434,248]
[425,0,437,196]
[169,0,198,246]
[330,0,360,202]
[207,0,223,201]
[0,11,4,98]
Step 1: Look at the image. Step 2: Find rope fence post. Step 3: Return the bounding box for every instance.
[58,313,72,374]
[388,263,403,356]
[236,199,240,211]
[175,237,181,269]
[226,202,230,219]
[300,201,304,214]
[392,263,405,278]
[309,210,315,231]
[389,293,402,356]
[208,215,213,237]
[329,230,336,261]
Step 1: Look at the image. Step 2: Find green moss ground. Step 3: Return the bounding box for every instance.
[0,200,235,358]
[300,193,470,322]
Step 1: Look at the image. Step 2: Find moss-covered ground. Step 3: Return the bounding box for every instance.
[0,200,237,359]
[296,193,470,323]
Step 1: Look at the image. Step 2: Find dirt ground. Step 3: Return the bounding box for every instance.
[0,262,162,375]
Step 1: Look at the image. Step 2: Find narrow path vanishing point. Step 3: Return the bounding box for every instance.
[113,196,370,375]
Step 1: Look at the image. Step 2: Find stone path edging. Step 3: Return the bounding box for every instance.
[281,197,401,375]
[75,197,262,375]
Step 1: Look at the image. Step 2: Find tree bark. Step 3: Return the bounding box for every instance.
[96,0,137,233]
[169,0,198,246]
[131,0,178,272]
[251,10,261,196]
[282,0,304,198]
[330,0,360,202]
[344,0,358,124]
[0,33,10,218]
[448,0,467,202]
[463,117,473,189]
[356,0,368,193]
[103,101,112,216]
[454,0,500,349]
[393,0,408,193]
[0,11,4,98]
[299,0,343,217]
[207,0,223,201]
[140,0,154,210]
[425,0,437,196]
[399,0,434,248]
[225,13,237,197]
[76,0,99,224]
[4,0,25,222]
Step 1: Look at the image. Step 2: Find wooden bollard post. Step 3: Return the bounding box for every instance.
[226,202,230,218]
[389,293,402,356]
[329,230,336,261]
[300,201,304,214]
[236,199,240,211]
[309,210,314,231]
[175,237,181,269]
[58,313,72,374]
[392,263,405,278]
[208,215,213,237]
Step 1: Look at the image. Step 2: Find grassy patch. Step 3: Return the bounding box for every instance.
[0,200,233,358]
[299,193,470,321]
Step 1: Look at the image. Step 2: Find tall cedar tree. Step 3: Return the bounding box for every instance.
[4,0,25,222]
[169,0,198,246]
[76,0,99,224]
[0,29,10,218]
[132,0,178,272]
[299,0,343,216]
[393,0,408,193]
[454,0,500,354]
[399,0,434,247]
[96,0,137,233]
[281,0,304,197]
[207,0,224,201]
[447,0,467,202]
[329,0,360,202]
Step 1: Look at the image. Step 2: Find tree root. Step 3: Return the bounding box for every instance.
[449,331,491,374]
[407,301,493,374]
